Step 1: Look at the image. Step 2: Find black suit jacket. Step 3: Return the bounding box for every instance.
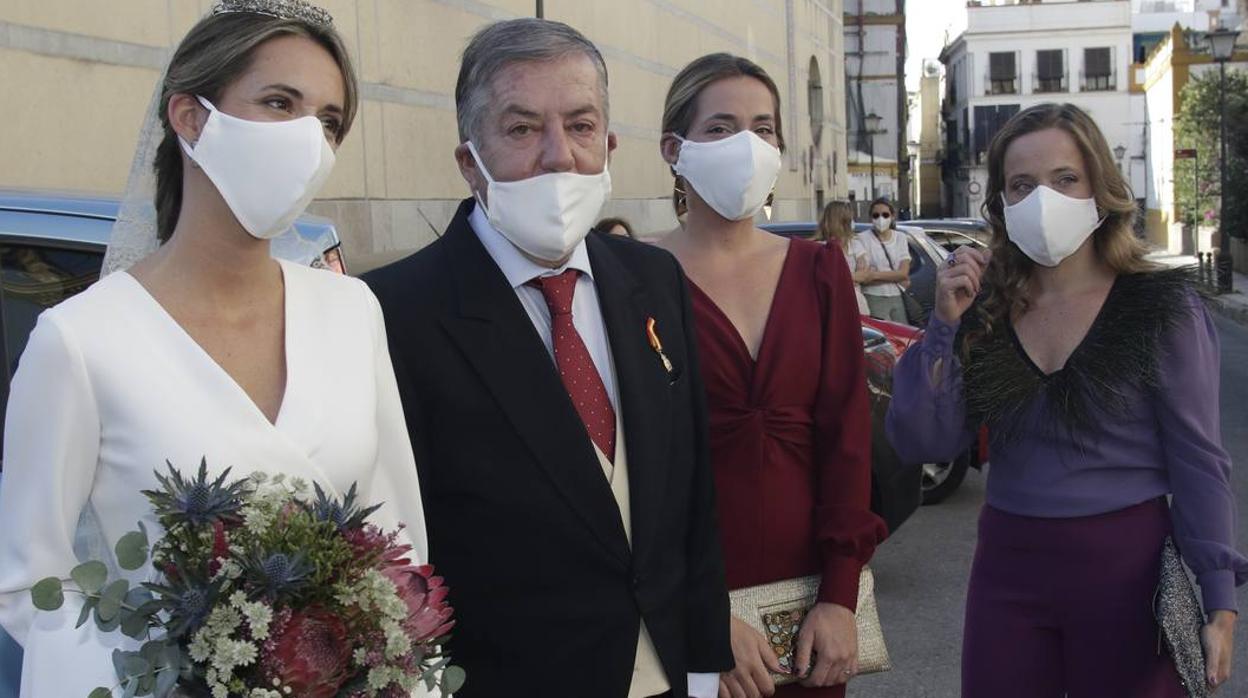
[364,199,733,698]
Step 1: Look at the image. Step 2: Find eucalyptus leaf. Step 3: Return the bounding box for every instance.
[88,688,113,698]
[71,560,108,595]
[122,677,138,698]
[115,530,150,571]
[30,577,64,611]
[121,610,150,640]
[155,665,178,696]
[77,596,99,629]
[94,606,122,633]
[442,665,466,693]
[121,654,151,680]
[97,579,130,622]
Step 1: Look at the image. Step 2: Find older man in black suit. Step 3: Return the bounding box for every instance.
[364,18,733,698]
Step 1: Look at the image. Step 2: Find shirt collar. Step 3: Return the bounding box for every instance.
[468,201,594,288]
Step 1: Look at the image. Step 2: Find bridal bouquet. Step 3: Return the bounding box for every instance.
[31,460,463,698]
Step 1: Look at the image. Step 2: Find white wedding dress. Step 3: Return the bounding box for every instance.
[0,259,428,696]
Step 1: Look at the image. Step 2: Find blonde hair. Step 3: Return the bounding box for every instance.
[662,53,785,215]
[968,103,1155,349]
[816,201,855,245]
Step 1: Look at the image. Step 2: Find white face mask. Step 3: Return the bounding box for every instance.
[673,130,782,221]
[1002,186,1102,267]
[466,140,612,262]
[180,97,335,240]
[872,214,892,233]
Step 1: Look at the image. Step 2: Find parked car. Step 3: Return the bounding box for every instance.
[0,189,348,698]
[861,323,921,533]
[904,218,993,248]
[763,220,958,322]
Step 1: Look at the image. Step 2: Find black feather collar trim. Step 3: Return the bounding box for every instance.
[958,267,1199,447]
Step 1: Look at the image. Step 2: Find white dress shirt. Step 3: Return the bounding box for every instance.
[469,207,720,698]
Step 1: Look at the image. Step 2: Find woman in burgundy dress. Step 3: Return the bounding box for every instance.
[656,53,887,698]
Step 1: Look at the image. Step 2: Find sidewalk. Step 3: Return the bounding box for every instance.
[1149,254,1248,327]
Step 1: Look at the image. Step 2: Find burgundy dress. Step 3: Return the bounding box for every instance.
[688,238,887,698]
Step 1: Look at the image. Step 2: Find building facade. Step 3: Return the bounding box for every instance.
[0,0,851,260]
[844,0,907,210]
[911,61,944,217]
[939,0,1138,219]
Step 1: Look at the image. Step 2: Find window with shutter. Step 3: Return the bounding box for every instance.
[1084,47,1113,90]
[1036,50,1066,92]
[989,52,1017,94]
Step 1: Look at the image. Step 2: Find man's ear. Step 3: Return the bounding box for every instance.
[455,142,487,204]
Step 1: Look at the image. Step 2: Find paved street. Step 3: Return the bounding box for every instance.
[850,311,1248,698]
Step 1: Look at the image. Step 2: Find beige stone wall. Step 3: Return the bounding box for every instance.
[1,0,849,261]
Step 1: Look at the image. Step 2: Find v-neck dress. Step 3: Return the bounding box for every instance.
[689,239,887,697]
[0,260,428,697]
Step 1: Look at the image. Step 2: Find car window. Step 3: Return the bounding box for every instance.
[0,244,102,465]
[906,240,925,274]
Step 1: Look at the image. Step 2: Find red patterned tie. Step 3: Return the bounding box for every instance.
[530,270,617,461]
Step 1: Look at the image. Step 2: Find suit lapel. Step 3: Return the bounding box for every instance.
[438,203,631,567]
[587,235,673,571]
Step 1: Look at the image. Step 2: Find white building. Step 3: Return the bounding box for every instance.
[940,0,1138,218]
[1133,0,1237,61]
[845,0,908,210]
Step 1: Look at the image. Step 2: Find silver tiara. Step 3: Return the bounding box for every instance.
[211,0,333,27]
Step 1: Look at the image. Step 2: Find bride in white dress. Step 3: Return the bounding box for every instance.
[0,2,428,696]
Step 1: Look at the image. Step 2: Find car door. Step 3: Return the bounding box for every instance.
[0,210,106,468]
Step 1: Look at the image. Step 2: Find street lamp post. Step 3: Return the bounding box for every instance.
[865,112,884,199]
[1113,144,1126,174]
[1207,26,1241,293]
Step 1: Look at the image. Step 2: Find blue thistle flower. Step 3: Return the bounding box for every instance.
[241,551,312,601]
[305,482,381,531]
[143,459,251,529]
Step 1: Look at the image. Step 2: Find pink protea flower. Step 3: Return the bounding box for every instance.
[380,563,455,644]
[261,607,352,698]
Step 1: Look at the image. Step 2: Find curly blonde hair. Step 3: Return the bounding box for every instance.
[967,103,1156,350]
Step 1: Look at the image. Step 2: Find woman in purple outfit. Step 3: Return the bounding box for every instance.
[887,102,1246,697]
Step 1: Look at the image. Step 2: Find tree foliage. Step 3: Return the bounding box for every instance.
[1174,68,1248,238]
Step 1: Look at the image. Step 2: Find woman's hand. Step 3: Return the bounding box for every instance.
[935,247,992,325]
[1204,610,1236,692]
[794,602,858,688]
[719,616,786,698]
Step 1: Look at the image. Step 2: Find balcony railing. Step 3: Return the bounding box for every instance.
[1081,73,1116,91]
[1034,74,1068,93]
[986,76,1018,95]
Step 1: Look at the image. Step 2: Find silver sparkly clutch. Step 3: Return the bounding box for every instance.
[728,567,891,685]
[1155,537,1209,698]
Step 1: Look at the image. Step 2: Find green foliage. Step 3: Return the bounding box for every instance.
[30,577,64,611]
[115,526,150,571]
[1175,69,1248,238]
[71,561,108,595]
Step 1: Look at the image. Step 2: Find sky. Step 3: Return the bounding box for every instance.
[905,0,970,91]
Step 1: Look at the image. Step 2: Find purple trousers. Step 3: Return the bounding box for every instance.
[962,497,1186,698]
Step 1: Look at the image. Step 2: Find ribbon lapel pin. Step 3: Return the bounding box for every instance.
[645,317,674,376]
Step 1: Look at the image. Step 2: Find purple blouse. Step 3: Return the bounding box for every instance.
[886,292,1248,613]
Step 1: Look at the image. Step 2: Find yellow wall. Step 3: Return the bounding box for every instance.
[0,0,850,259]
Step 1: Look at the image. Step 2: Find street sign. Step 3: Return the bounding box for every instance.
[1175,148,1197,159]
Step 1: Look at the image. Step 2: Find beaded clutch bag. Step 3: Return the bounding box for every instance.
[728,567,891,686]
[1155,537,1209,698]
